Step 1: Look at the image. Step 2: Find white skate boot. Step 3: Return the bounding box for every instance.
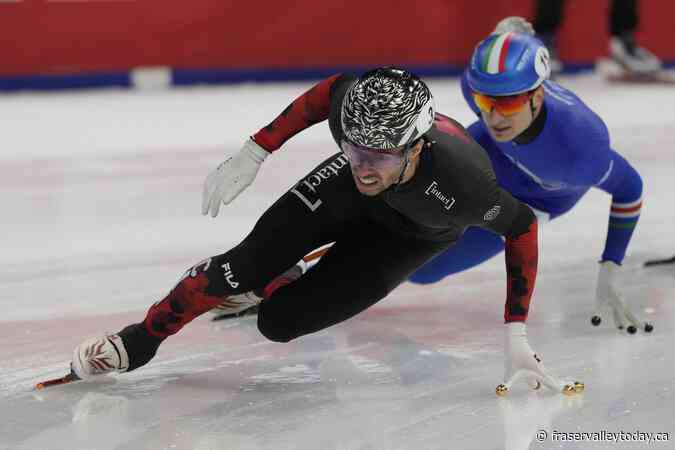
[210,260,307,321]
[610,34,662,74]
[71,334,129,380]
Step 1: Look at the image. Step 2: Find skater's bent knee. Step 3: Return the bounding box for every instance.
[258,316,298,342]
[257,314,299,343]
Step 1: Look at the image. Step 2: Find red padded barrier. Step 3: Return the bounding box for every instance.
[1,0,673,76]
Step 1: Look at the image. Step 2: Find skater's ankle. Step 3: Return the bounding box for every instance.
[118,323,165,372]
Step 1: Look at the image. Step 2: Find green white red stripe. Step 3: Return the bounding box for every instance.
[610,197,642,219]
[482,32,514,74]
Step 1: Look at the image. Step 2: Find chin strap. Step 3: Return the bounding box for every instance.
[393,137,429,190]
[393,150,411,190]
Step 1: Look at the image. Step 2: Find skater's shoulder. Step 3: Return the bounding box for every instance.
[427,118,493,176]
[543,81,603,124]
[423,137,497,206]
[542,82,609,145]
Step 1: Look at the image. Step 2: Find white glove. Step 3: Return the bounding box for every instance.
[593,261,653,334]
[493,16,535,35]
[201,139,269,217]
[500,322,568,395]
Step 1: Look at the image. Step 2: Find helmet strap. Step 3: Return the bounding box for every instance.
[393,137,428,190]
[393,149,411,190]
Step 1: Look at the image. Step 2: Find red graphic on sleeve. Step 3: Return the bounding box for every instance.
[504,219,538,322]
[433,113,472,144]
[253,74,341,152]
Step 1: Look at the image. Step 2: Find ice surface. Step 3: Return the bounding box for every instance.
[1,74,674,450]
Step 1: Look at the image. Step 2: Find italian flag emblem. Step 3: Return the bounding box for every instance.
[481,32,514,74]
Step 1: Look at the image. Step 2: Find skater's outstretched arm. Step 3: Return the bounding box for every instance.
[564,126,650,333]
[202,74,350,217]
[484,196,580,395]
[453,143,576,394]
[486,199,583,396]
[252,74,343,151]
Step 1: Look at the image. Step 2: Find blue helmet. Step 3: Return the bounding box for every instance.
[467,32,551,96]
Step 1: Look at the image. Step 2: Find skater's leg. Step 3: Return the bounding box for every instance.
[533,0,566,35]
[609,0,662,73]
[408,227,505,284]
[142,199,334,337]
[78,153,360,377]
[610,0,638,37]
[258,223,448,342]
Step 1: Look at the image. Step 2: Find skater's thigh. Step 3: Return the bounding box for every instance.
[258,223,447,341]
[206,154,361,293]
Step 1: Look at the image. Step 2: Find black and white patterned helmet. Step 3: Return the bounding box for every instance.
[341,68,436,150]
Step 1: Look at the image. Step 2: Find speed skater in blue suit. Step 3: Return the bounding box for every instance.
[409,17,652,334]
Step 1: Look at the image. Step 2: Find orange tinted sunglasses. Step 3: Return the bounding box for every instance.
[472,91,534,117]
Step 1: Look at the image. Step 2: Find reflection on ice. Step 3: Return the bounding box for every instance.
[499,394,583,450]
[72,392,130,423]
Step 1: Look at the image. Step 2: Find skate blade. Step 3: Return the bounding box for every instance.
[607,71,675,85]
[211,305,259,322]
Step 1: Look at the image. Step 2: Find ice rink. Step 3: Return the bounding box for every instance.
[1,73,674,450]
